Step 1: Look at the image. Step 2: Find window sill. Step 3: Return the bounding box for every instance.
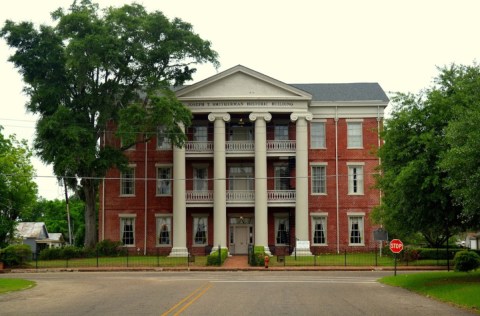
[348,243,365,247]
[120,194,136,197]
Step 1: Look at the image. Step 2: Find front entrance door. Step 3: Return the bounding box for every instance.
[234,226,249,254]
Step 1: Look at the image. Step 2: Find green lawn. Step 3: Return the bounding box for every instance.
[379,271,480,312]
[0,279,36,294]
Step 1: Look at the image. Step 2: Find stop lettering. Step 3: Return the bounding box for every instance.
[389,239,403,253]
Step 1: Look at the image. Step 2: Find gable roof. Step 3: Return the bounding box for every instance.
[16,222,49,239]
[291,83,389,102]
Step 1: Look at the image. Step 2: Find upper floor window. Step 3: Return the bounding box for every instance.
[193,167,208,191]
[274,123,289,140]
[274,165,290,190]
[157,167,172,196]
[347,121,363,148]
[157,126,172,150]
[192,125,208,142]
[311,165,327,194]
[348,164,364,195]
[311,122,326,149]
[120,167,135,196]
[228,166,254,191]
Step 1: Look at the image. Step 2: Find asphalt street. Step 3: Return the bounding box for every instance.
[0,271,475,315]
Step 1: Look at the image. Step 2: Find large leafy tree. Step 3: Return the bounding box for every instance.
[1,0,219,247]
[439,64,480,228]
[373,71,463,247]
[0,127,38,248]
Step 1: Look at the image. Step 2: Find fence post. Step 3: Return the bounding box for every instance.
[344,249,347,267]
[126,250,129,267]
[96,249,99,268]
[375,245,378,266]
[35,251,38,270]
[218,244,221,266]
[157,248,160,267]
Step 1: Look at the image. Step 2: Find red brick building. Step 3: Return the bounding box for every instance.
[99,65,389,256]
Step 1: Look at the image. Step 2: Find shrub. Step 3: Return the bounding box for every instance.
[95,239,125,256]
[39,247,63,260]
[0,244,32,267]
[453,250,480,272]
[206,248,228,266]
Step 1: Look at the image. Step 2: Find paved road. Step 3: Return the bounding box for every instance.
[0,271,475,315]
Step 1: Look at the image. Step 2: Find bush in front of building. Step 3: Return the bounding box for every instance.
[249,246,266,266]
[206,248,228,266]
[95,239,126,256]
[0,244,32,267]
[453,250,480,272]
[39,246,93,260]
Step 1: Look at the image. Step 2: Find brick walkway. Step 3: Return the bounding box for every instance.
[222,255,249,268]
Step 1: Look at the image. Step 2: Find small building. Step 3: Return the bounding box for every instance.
[465,232,479,250]
[15,222,64,253]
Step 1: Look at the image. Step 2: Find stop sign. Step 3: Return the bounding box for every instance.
[389,239,403,253]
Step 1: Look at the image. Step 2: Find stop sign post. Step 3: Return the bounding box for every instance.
[389,239,403,276]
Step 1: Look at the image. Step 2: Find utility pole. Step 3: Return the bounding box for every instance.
[64,177,73,245]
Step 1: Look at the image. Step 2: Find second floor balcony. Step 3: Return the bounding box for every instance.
[185,140,296,157]
[185,190,296,207]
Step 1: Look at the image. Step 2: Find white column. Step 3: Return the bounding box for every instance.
[169,124,189,257]
[249,112,272,255]
[290,112,313,256]
[208,113,230,252]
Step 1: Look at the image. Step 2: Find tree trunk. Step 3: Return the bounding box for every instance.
[83,179,98,248]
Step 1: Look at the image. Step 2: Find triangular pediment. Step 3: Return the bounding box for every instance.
[176,65,311,101]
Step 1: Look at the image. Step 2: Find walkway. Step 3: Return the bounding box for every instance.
[222,255,249,268]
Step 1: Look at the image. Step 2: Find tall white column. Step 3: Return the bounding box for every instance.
[169,124,189,257]
[249,112,272,255]
[208,113,230,252]
[290,112,313,256]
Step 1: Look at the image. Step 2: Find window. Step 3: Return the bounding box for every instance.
[348,164,364,195]
[120,217,135,246]
[274,165,289,190]
[156,216,172,246]
[228,166,254,191]
[193,125,208,142]
[275,216,289,245]
[157,126,172,150]
[193,216,208,245]
[193,167,208,191]
[311,165,327,194]
[274,123,289,140]
[312,216,327,245]
[311,122,326,148]
[120,167,135,196]
[157,167,172,195]
[347,122,363,148]
[348,215,364,245]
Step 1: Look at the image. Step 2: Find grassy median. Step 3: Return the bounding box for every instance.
[0,279,36,294]
[379,271,480,312]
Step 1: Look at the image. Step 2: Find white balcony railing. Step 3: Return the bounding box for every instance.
[226,141,255,153]
[185,141,213,153]
[267,190,296,202]
[266,140,296,152]
[186,191,213,202]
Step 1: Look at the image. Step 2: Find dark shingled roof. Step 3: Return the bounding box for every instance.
[290,83,389,102]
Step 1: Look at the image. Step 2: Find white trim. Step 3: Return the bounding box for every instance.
[119,214,137,218]
[345,118,364,122]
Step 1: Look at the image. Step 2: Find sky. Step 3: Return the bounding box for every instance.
[1,0,480,200]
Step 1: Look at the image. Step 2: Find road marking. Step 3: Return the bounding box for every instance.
[161,282,212,316]
[212,280,377,284]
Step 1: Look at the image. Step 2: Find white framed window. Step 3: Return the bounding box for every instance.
[193,125,208,142]
[193,167,208,191]
[228,166,254,191]
[311,164,327,194]
[120,166,135,196]
[347,121,363,148]
[348,214,364,246]
[156,215,172,246]
[274,123,289,140]
[347,163,364,195]
[274,215,289,245]
[274,164,289,190]
[120,215,136,246]
[193,216,208,246]
[157,126,172,150]
[311,121,326,149]
[156,166,172,196]
[311,215,327,245]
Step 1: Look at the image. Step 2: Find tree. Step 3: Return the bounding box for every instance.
[373,71,464,247]
[439,64,480,228]
[1,0,219,247]
[22,197,86,247]
[0,126,38,248]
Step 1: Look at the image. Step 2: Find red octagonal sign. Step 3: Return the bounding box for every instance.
[389,239,404,253]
